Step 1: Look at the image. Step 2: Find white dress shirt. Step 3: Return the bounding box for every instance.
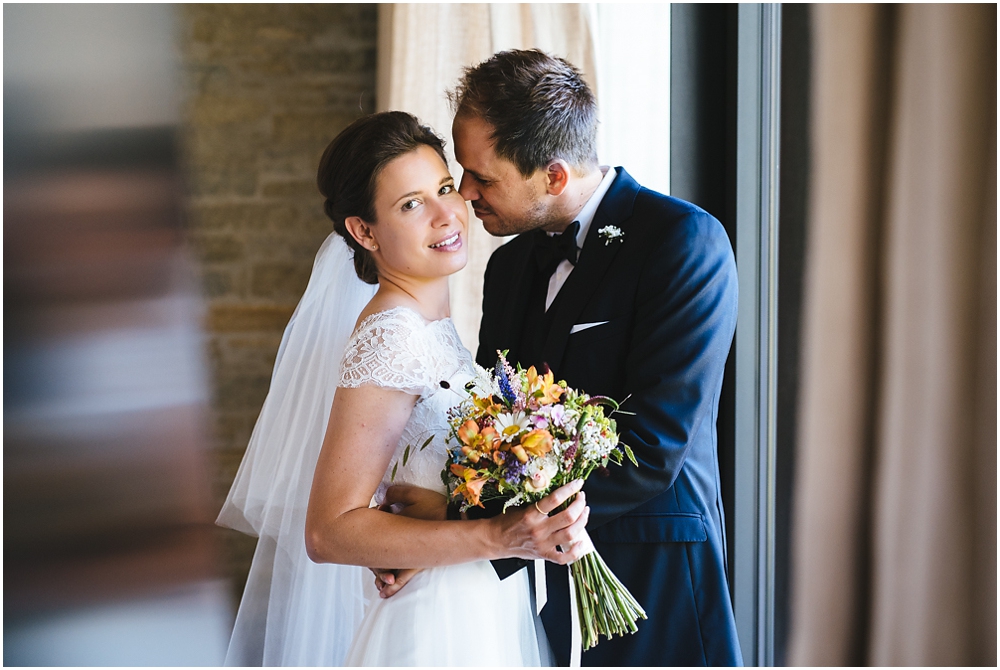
[545,166,618,311]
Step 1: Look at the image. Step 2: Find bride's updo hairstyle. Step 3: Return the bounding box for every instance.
[317,111,448,284]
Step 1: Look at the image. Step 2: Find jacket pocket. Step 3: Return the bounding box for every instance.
[567,315,628,343]
[591,513,708,543]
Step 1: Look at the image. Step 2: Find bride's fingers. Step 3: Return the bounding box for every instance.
[547,505,591,554]
[542,491,586,532]
[549,530,593,564]
[536,479,584,515]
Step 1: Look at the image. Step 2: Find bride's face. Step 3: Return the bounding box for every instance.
[351,145,469,281]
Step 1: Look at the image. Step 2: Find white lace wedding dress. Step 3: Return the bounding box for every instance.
[337,306,552,667]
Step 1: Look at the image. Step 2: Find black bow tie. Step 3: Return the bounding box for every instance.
[533,221,580,275]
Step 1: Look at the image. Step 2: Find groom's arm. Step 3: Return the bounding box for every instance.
[583,206,738,528]
[476,248,501,368]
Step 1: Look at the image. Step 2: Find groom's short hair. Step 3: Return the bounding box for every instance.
[449,49,598,177]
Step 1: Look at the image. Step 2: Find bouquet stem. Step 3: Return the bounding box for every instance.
[570,550,647,650]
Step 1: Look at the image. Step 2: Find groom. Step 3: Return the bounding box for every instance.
[451,50,743,666]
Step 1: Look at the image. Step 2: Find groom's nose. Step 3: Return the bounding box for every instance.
[458,172,478,202]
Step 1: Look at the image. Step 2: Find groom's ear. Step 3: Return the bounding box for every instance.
[344,216,378,252]
[543,160,571,196]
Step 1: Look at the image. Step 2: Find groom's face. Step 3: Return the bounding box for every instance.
[452,114,557,237]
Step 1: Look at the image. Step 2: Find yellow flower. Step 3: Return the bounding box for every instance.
[472,394,502,416]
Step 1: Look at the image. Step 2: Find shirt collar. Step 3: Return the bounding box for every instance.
[571,166,617,249]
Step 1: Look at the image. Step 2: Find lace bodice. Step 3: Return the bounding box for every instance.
[338,307,475,500]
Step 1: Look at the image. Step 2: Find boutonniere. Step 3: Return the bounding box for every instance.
[598,225,625,245]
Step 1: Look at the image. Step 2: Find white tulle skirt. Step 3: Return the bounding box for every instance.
[345,561,553,666]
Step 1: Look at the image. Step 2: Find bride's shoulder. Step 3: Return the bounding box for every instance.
[354,303,429,334]
[340,303,446,395]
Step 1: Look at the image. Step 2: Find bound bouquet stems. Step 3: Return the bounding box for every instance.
[571,548,647,649]
[552,493,646,650]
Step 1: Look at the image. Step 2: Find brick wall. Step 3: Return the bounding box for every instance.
[177,4,377,607]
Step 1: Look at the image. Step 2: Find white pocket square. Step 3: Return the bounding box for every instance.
[570,321,610,334]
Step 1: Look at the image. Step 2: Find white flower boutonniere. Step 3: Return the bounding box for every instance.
[598,225,625,246]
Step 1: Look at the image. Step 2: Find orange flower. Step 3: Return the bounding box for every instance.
[463,476,487,507]
[450,464,488,507]
[540,382,563,405]
[520,429,554,458]
[456,420,501,464]
[480,425,500,446]
[526,366,563,405]
[457,419,480,445]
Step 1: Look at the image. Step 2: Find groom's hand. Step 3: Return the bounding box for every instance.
[371,567,421,598]
[370,485,448,598]
[381,484,449,521]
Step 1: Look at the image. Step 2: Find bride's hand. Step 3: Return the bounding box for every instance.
[492,479,592,564]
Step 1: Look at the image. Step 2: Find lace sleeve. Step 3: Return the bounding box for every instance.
[338,308,440,396]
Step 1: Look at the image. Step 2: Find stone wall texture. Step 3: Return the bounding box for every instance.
[177,4,377,608]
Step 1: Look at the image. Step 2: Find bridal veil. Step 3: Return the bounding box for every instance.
[217,233,377,666]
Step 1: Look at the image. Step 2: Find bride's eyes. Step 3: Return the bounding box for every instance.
[400,184,455,212]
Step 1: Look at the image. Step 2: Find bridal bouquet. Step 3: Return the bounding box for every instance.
[442,352,646,651]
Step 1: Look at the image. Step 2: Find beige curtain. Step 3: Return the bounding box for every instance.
[790,4,996,666]
[377,4,598,351]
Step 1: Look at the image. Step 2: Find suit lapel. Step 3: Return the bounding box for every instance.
[493,236,536,362]
[539,169,641,374]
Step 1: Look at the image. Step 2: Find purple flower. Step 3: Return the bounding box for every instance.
[495,358,517,405]
[503,452,527,484]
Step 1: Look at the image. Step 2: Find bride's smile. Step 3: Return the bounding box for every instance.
[429,231,461,250]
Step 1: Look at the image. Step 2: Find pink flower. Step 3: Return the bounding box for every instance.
[549,404,566,427]
[524,468,552,493]
[524,456,558,493]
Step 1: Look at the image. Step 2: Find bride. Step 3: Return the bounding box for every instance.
[217,111,590,666]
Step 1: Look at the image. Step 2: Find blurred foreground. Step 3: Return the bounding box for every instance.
[4,5,230,665]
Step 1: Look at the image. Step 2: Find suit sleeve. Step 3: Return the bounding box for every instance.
[584,209,738,528]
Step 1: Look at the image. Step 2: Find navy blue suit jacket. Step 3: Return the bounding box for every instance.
[477,169,743,666]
